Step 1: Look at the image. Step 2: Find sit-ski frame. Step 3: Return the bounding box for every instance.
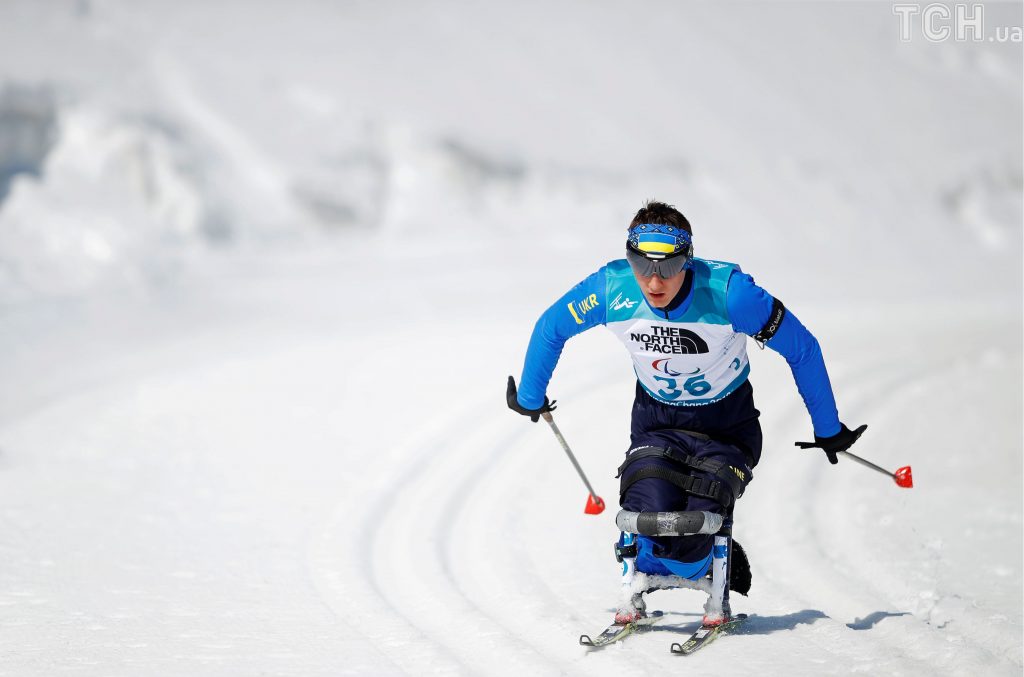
[616,509,734,625]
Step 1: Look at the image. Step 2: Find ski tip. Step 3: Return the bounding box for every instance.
[672,614,749,656]
[579,635,593,646]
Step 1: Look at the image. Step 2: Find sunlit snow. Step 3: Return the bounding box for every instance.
[0,2,1020,675]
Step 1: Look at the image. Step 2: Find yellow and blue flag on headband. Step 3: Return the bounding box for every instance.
[628,223,692,258]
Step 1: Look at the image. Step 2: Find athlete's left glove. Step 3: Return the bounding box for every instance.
[506,375,557,422]
[795,423,868,465]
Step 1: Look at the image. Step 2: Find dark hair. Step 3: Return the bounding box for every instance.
[629,200,692,235]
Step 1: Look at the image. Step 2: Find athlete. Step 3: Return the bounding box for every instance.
[506,200,867,623]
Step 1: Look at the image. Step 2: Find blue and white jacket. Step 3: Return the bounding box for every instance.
[516,258,841,437]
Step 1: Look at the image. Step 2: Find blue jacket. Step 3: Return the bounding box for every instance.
[516,258,841,437]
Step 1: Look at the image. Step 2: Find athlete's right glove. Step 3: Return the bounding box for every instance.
[506,375,557,423]
[795,423,868,465]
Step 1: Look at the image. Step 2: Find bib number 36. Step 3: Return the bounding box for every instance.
[654,374,712,399]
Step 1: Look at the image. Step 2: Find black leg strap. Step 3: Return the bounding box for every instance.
[620,465,733,507]
[617,445,748,508]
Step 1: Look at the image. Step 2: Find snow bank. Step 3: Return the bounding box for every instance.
[0,104,207,301]
[0,1,1019,305]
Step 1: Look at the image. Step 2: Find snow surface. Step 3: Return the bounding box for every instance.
[0,1,1021,675]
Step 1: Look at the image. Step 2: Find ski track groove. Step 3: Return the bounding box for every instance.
[310,366,668,675]
[308,405,482,676]
[755,372,949,675]
[440,374,674,674]
[416,417,577,674]
[812,356,1020,671]
[313,396,585,675]
[433,433,582,674]
[309,333,1019,675]
[758,345,1017,675]
[382,431,564,674]
[770,363,947,669]
[832,357,1023,668]
[420,369,659,673]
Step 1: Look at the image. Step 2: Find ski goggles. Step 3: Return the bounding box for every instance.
[626,248,690,278]
[626,223,693,278]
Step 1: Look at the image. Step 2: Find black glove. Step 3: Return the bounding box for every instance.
[795,423,868,465]
[506,375,556,422]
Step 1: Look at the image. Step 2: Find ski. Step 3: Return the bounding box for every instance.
[669,614,747,656]
[579,610,665,648]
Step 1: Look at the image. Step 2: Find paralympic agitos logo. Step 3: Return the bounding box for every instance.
[651,358,703,377]
[652,358,683,376]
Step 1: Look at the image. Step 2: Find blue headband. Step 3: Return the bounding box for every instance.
[627,223,692,258]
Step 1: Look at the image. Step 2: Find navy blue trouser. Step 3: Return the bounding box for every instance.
[620,380,762,571]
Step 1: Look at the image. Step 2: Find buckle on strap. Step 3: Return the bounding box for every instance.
[617,445,675,477]
[614,540,638,563]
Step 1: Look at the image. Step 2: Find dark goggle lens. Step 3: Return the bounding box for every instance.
[626,248,688,278]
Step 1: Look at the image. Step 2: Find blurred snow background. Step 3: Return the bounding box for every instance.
[0,2,1020,675]
[0,0,1019,304]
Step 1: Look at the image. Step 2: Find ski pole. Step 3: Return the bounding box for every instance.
[540,411,606,514]
[839,450,914,488]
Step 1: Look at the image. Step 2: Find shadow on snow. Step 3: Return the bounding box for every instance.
[645,609,830,637]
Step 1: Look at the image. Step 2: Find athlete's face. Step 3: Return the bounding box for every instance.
[634,269,687,308]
